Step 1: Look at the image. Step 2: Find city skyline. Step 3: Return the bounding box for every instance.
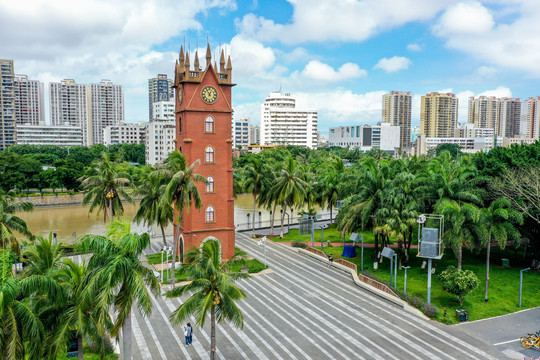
[2,1,540,135]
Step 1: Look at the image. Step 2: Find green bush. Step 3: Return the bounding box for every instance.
[438,266,479,305]
[291,240,308,248]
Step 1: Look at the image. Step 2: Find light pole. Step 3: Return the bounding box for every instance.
[161,248,165,282]
[166,246,172,281]
[402,266,410,294]
[247,213,250,233]
[258,236,267,267]
[320,225,325,252]
[519,268,530,307]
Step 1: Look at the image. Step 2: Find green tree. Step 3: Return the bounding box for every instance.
[439,266,479,305]
[79,220,160,360]
[0,190,33,254]
[241,155,271,235]
[319,157,346,224]
[80,153,133,222]
[166,239,249,360]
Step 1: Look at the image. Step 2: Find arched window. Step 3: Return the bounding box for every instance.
[205,146,214,163]
[178,116,182,133]
[205,205,215,222]
[205,116,214,133]
[206,176,214,192]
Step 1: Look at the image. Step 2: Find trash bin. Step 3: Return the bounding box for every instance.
[456,309,469,322]
[501,258,509,267]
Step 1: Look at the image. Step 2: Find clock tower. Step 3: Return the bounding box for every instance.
[173,44,236,260]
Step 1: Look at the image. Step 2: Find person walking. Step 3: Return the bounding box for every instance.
[184,323,192,346]
[328,254,334,268]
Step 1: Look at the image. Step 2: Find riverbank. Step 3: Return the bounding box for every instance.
[17,193,142,207]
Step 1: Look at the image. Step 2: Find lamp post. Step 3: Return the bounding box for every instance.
[258,236,267,267]
[161,248,165,282]
[402,266,410,294]
[247,213,250,233]
[519,268,530,307]
[320,225,325,252]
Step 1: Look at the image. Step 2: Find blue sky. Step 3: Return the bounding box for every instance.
[2,0,540,136]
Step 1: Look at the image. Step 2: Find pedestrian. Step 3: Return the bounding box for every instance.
[328,254,334,268]
[184,323,192,346]
[188,323,193,345]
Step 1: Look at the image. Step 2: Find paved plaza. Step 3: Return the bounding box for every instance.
[126,232,511,360]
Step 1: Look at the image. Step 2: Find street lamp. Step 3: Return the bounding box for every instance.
[258,236,267,267]
[402,266,410,294]
[519,268,530,307]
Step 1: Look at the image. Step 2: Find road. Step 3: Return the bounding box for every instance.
[126,232,507,359]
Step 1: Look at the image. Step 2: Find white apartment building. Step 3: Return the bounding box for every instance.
[14,75,44,126]
[455,123,495,138]
[249,124,260,145]
[0,59,15,150]
[499,98,521,138]
[89,80,124,145]
[415,135,501,155]
[49,79,89,145]
[382,91,412,148]
[103,122,147,146]
[520,97,539,138]
[15,123,83,147]
[152,101,175,121]
[260,92,318,149]
[145,120,176,165]
[233,118,250,149]
[328,123,401,152]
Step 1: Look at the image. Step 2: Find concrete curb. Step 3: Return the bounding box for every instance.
[297,248,429,320]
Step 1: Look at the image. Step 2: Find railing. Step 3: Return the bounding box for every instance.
[236,212,333,232]
[305,247,326,257]
[335,259,357,273]
[357,273,399,299]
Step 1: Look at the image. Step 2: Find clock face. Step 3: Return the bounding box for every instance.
[201,85,218,104]
[177,87,183,104]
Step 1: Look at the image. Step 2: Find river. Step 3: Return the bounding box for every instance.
[19,194,318,243]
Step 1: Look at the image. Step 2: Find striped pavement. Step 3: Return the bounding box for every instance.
[127,232,505,359]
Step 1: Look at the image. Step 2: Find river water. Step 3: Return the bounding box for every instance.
[20,194,311,243]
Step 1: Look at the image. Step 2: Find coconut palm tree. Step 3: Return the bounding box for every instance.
[481,198,523,301]
[80,152,133,222]
[79,219,160,360]
[161,151,205,273]
[319,157,346,224]
[134,171,173,247]
[166,239,250,360]
[0,190,33,254]
[241,155,271,235]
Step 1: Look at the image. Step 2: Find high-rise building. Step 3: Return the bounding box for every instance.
[468,96,499,130]
[520,97,538,138]
[49,79,89,145]
[174,43,235,260]
[533,97,540,140]
[14,75,44,126]
[88,80,124,145]
[0,59,15,150]
[152,100,175,120]
[420,92,458,138]
[249,124,260,145]
[148,74,173,120]
[499,98,521,138]
[232,118,250,149]
[260,91,318,149]
[145,120,175,165]
[382,91,412,148]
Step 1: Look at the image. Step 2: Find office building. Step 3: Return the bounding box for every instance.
[145,120,175,165]
[88,80,124,145]
[15,123,83,147]
[249,124,260,145]
[49,79,89,145]
[420,92,458,138]
[148,74,173,120]
[415,135,501,155]
[14,75,45,125]
[103,122,146,146]
[382,91,412,148]
[328,123,401,152]
[0,59,15,150]
[468,96,499,130]
[152,100,175,120]
[233,118,250,149]
[455,123,495,138]
[260,91,318,149]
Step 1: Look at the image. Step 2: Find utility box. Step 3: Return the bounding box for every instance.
[456,309,469,322]
[502,258,510,267]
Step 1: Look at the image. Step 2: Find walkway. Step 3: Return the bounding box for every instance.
[127,232,504,359]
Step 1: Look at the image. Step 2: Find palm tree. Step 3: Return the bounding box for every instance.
[270,156,307,237]
[161,151,205,272]
[436,199,488,269]
[134,171,173,247]
[0,190,33,254]
[80,152,133,222]
[166,239,250,360]
[242,155,271,236]
[481,198,523,301]
[79,219,160,360]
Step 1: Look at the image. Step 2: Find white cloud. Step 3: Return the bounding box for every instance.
[476,66,498,78]
[236,0,454,44]
[433,1,540,77]
[407,43,422,51]
[373,56,411,73]
[301,61,366,82]
[478,86,512,98]
[229,36,276,77]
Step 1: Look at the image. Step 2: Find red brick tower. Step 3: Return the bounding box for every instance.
[173,44,235,260]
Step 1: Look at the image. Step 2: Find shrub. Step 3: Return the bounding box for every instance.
[438,266,479,305]
[291,240,308,248]
[87,335,114,354]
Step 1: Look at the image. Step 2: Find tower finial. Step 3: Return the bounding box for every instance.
[220,49,225,72]
[194,49,200,71]
[206,42,212,68]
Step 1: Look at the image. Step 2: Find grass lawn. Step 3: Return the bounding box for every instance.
[302,243,539,324]
[267,224,377,244]
[53,346,117,360]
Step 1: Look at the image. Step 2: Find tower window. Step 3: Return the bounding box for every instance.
[205,146,215,163]
[205,116,214,133]
[205,205,215,222]
[206,176,215,192]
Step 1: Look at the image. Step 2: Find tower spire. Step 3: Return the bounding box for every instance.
[194,49,200,71]
[206,42,212,69]
[185,51,190,71]
[179,45,185,70]
[220,49,225,72]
